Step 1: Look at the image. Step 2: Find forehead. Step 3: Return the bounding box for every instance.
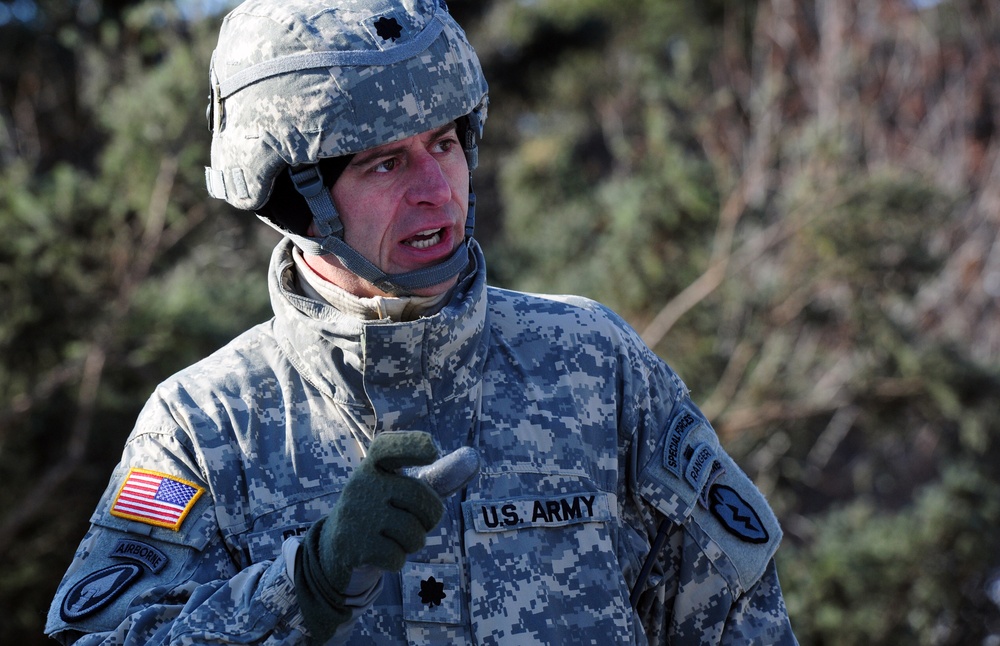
[352,122,458,161]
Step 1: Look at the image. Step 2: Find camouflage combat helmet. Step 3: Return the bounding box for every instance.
[205,0,488,294]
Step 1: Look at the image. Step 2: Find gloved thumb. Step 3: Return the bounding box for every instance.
[405,446,481,497]
[368,430,439,473]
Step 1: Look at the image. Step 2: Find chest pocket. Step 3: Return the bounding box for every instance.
[242,490,339,565]
[461,476,636,645]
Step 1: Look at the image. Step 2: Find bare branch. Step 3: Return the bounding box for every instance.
[0,156,181,551]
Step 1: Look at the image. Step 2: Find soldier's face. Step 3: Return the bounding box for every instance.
[307,123,470,298]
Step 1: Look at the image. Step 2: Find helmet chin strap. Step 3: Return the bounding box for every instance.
[276,164,475,297]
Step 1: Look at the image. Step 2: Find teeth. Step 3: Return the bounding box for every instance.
[406,229,443,249]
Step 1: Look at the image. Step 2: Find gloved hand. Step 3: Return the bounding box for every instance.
[294,431,445,644]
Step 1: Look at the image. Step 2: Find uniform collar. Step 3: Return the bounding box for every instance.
[268,237,489,434]
[290,245,455,322]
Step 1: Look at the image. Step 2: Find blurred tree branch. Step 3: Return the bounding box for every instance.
[0,155,180,554]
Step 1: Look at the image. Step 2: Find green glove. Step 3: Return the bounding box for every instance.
[294,431,444,643]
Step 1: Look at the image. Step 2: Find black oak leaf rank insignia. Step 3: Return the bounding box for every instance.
[418,576,446,607]
[374,16,403,42]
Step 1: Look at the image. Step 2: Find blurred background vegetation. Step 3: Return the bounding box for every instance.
[1,0,998,643]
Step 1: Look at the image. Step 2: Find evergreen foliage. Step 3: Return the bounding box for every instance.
[0,2,275,637]
[1,0,999,643]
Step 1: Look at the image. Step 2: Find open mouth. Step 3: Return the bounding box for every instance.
[403,228,444,250]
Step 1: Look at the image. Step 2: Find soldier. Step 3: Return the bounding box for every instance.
[46,0,798,644]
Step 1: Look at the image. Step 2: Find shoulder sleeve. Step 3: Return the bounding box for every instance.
[721,560,799,645]
[45,394,308,644]
[637,394,783,594]
[597,311,784,595]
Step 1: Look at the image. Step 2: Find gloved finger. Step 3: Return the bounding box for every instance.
[366,492,443,536]
[387,486,445,532]
[360,530,410,572]
[352,508,435,572]
[368,431,439,473]
[378,512,438,555]
[366,538,408,573]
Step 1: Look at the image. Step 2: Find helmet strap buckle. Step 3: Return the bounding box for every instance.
[288,165,343,238]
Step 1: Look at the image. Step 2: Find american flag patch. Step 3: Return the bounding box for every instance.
[110,468,204,531]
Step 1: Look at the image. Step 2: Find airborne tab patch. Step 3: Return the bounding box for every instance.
[109,538,169,573]
[110,468,204,531]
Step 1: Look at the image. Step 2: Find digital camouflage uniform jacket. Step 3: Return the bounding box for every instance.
[46,239,797,644]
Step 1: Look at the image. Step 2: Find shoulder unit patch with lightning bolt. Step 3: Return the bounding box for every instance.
[707,484,770,544]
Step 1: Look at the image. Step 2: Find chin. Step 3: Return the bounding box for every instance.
[407,277,459,299]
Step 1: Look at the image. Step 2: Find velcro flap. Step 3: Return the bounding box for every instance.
[205,167,227,199]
